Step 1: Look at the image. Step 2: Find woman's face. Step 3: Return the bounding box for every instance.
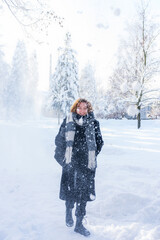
[76,102,88,116]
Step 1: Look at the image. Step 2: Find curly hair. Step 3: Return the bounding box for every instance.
[70,98,93,113]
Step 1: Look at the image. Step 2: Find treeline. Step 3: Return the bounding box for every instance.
[0,41,38,120]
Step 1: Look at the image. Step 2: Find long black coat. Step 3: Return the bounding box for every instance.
[54,115,104,202]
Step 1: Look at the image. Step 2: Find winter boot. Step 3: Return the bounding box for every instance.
[74,216,90,237]
[66,208,74,227]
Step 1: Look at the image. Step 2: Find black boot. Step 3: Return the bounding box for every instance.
[74,216,90,237]
[66,208,74,227]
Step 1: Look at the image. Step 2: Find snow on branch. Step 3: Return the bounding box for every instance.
[3,0,64,39]
[141,97,160,103]
[143,88,160,95]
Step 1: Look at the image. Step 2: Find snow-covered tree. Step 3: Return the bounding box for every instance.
[49,32,79,122]
[107,68,129,119]
[110,1,160,128]
[0,48,10,119]
[96,88,126,119]
[5,40,29,119]
[79,63,97,107]
[25,50,39,118]
[2,0,63,43]
[150,101,160,118]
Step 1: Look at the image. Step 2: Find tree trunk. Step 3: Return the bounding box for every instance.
[137,106,141,129]
[57,109,61,125]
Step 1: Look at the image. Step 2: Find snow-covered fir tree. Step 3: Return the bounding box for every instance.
[0,48,10,119]
[5,40,29,119]
[79,63,97,107]
[49,32,79,121]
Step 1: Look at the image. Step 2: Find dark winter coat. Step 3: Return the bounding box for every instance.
[54,113,104,202]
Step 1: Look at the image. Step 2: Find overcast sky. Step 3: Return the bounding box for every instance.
[1,0,160,91]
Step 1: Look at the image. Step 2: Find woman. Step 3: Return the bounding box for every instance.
[54,98,103,237]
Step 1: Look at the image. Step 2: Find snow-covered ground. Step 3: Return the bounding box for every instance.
[0,118,160,240]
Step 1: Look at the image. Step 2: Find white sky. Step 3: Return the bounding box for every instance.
[39,0,137,91]
[1,0,160,91]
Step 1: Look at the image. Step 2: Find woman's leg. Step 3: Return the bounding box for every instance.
[65,200,74,227]
[74,200,90,236]
[75,200,86,217]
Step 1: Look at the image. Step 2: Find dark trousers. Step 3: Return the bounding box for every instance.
[66,199,87,217]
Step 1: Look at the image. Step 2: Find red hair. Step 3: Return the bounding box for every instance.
[70,98,93,113]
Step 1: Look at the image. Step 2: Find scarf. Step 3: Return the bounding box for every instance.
[65,112,97,170]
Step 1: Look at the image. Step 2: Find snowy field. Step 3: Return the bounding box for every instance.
[0,118,160,240]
